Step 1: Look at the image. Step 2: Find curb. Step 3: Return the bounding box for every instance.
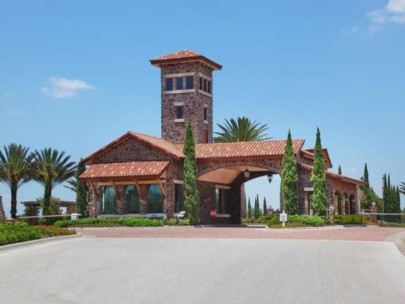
[384,230,405,256]
[0,233,83,252]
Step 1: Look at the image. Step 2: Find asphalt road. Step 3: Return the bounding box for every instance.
[1,236,405,304]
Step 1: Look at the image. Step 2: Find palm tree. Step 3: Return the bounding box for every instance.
[32,148,76,216]
[400,182,405,195]
[214,117,270,143]
[0,144,33,218]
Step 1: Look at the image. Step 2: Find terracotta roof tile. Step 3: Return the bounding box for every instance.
[129,132,184,159]
[80,161,169,181]
[150,49,222,70]
[175,139,305,160]
[298,163,364,185]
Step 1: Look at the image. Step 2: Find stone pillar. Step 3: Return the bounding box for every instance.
[115,185,125,215]
[138,185,148,214]
[0,196,5,221]
[370,202,377,224]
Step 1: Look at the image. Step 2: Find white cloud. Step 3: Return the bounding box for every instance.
[366,0,405,32]
[42,77,94,99]
[386,0,405,13]
[341,26,359,34]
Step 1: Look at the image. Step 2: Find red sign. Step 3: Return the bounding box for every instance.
[210,210,217,217]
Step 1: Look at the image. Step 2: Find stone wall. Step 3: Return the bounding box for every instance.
[160,63,213,144]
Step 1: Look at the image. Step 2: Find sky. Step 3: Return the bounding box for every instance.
[0,0,404,217]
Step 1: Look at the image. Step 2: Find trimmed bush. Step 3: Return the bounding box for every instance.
[54,217,164,228]
[0,222,75,246]
[335,215,364,225]
[268,215,324,228]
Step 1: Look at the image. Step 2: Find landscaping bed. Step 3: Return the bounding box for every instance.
[0,222,75,246]
[54,217,165,228]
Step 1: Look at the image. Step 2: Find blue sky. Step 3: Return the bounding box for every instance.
[0,0,404,217]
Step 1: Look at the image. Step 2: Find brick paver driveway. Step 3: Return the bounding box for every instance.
[77,225,405,242]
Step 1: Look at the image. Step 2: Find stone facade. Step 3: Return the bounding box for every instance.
[159,63,214,144]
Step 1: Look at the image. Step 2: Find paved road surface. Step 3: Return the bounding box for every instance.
[1,235,405,304]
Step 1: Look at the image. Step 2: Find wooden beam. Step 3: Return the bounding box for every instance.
[157,179,167,197]
[89,182,99,201]
[96,179,166,186]
[133,180,142,196]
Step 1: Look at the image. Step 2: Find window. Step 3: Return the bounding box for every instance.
[125,185,139,213]
[102,186,116,214]
[176,77,183,90]
[148,184,163,213]
[204,130,209,143]
[176,106,183,119]
[204,79,207,92]
[174,184,184,213]
[215,188,230,214]
[204,108,208,121]
[166,78,173,91]
[207,81,212,94]
[199,78,203,90]
[186,76,193,89]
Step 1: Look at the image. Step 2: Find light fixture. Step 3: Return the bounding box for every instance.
[244,168,250,179]
[267,174,273,184]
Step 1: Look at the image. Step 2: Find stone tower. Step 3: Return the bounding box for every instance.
[150,50,222,144]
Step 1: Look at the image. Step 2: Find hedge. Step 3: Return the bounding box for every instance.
[54,217,164,228]
[335,214,364,225]
[268,215,324,228]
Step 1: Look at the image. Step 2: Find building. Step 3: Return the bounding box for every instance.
[80,50,363,224]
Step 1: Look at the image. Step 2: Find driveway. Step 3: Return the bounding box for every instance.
[1,228,405,304]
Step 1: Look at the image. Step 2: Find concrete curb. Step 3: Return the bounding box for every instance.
[0,233,82,252]
[384,230,405,256]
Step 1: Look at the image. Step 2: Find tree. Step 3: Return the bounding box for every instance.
[75,161,89,218]
[183,122,200,224]
[363,164,369,187]
[214,117,270,143]
[263,197,267,215]
[310,128,327,216]
[281,130,299,214]
[247,198,252,219]
[0,144,33,218]
[32,148,76,216]
[254,194,260,219]
[338,165,342,175]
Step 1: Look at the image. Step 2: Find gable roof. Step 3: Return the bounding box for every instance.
[80,161,169,181]
[298,163,364,186]
[150,50,222,71]
[301,148,333,168]
[175,139,305,161]
[81,132,184,165]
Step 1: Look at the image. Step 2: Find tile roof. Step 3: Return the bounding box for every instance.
[298,163,364,185]
[80,161,170,181]
[150,49,222,70]
[174,139,305,160]
[81,132,184,165]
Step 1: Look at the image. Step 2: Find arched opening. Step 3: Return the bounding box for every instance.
[335,192,342,215]
[148,184,163,213]
[102,186,116,214]
[349,194,356,214]
[125,185,139,213]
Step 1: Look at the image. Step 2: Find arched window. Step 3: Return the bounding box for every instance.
[148,184,163,213]
[125,185,139,213]
[102,186,116,214]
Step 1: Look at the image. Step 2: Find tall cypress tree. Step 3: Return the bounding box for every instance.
[183,122,200,224]
[247,198,252,219]
[281,130,299,214]
[254,194,260,219]
[263,197,267,215]
[75,160,88,218]
[363,164,369,187]
[310,128,327,216]
[338,165,342,175]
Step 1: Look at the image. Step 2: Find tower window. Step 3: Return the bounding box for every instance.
[207,81,212,94]
[199,78,203,90]
[176,106,183,119]
[204,108,208,121]
[176,77,183,90]
[204,130,209,143]
[204,79,207,92]
[166,78,173,91]
[186,76,193,89]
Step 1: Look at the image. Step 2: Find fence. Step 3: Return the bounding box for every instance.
[361,212,405,227]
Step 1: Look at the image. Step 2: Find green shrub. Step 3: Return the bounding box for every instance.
[54,217,164,228]
[242,215,275,225]
[0,222,75,246]
[335,214,364,225]
[268,215,324,228]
